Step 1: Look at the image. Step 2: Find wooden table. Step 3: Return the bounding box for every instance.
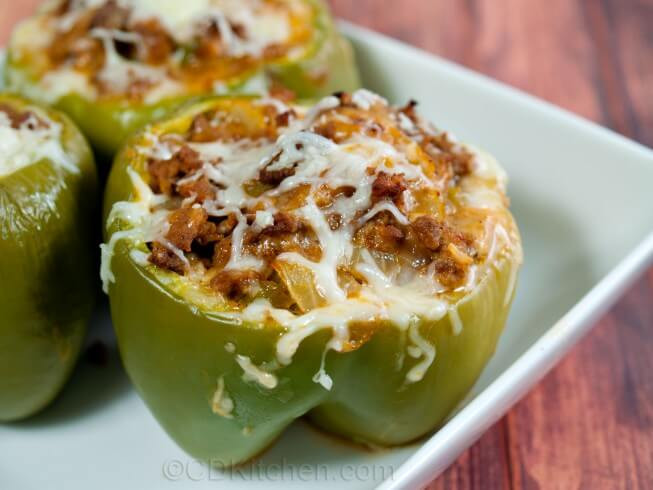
[2,1,652,488]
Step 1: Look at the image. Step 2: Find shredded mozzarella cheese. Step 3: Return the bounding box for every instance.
[0,109,78,177]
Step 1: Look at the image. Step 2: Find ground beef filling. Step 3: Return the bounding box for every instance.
[144,97,480,306]
[44,0,312,99]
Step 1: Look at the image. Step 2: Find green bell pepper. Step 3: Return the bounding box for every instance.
[102,96,522,465]
[4,0,360,162]
[0,94,98,421]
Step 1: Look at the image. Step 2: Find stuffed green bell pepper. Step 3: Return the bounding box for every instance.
[101,90,522,465]
[4,0,360,162]
[0,94,97,422]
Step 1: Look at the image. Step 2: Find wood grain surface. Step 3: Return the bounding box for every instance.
[1,1,651,489]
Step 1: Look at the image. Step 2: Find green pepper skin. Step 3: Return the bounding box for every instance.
[104,129,521,465]
[52,94,192,166]
[108,241,340,464]
[307,259,516,445]
[0,95,98,422]
[265,0,360,98]
[4,0,360,161]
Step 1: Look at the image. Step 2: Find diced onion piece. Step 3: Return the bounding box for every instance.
[273,260,327,312]
[370,250,401,277]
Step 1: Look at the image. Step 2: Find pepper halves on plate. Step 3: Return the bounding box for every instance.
[0,94,97,421]
[101,92,522,464]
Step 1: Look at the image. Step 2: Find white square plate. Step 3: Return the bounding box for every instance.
[2,22,653,490]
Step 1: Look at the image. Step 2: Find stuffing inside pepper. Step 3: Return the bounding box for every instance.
[11,0,317,102]
[0,102,78,176]
[107,90,516,313]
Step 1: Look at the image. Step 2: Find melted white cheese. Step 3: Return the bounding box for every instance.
[128,0,212,36]
[405,322,436,383]
[127,0,292,51]
[39,69,97,103]
[211,376,234,418]
[100,167,167,292]
[236,354,278,389]
[312,346,333,390]
[351,89,387,110]
[448,307,463,335]
[0,109,78,177]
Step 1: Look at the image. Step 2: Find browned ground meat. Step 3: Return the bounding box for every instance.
[433,256,467,289]
[166,206,208,251]
[245,214,322,262]
[177,176,216,203]
[422,133,474,179]
[148,145,202,194]
[212,237,232,269]
[354,212,405,254]
[211,270,261,300]
[352,212,476,288]
[410,216,443,251]
[91,0,129,29]
[274,110,295,127]
[188,113,217,142]
[195,221,221,247]
[406,216,476,287]
[131,20,174,64]
[263,212,300,234]
[194,22,225,61]
[409,216,474,255]
[216,214,238,236]
[149,242,187,274]
[174,146,203,172]
[259,158,296,186]
[49,12,93,66]
[332,91,353,105]
[397,99,473,180]
[371,172,407,204]
[398,99,418,120]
